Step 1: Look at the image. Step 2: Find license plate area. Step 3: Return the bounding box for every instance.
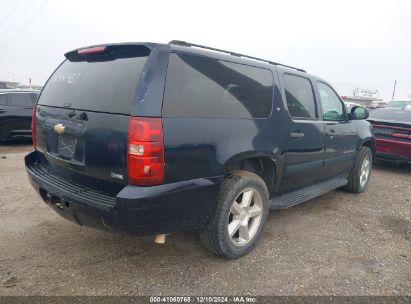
[47,134,85,165]
[44,119,86,165]
[58,134,77,159]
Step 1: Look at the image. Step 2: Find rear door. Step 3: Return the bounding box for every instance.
[315,81,357,180]
[278,73,325,194]
[35,45,150,194]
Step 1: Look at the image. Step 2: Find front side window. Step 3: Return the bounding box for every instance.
[283,74,317,119]
[10,93,33,107]
[317,82,345,121]
[163,53,274,118]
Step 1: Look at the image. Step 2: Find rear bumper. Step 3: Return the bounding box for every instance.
[375,138,411,163]
[25,151,221,235]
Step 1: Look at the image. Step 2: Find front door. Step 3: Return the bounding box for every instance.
[279,73,325,194]
[316,81,357,180]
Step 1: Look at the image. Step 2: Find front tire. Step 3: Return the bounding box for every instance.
[200,171,269,258]
[345,146,373,193]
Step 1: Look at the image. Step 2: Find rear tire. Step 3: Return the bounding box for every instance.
[200,171,269,258]
[345,146,373,193]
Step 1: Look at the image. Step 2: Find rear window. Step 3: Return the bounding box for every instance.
[163,53,273,118]
[10,93,33,107]
[39,49,149,114]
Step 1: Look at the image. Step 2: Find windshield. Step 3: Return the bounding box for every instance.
[386,100,411,109]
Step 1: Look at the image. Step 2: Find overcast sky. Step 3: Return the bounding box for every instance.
[0,0,410,101]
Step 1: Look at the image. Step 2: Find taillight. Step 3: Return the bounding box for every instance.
[127,117,164,186]
[31,105,36,149]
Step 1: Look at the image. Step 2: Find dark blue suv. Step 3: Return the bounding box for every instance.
[25,41,374,258]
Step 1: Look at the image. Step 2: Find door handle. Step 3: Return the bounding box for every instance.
[326,128,336,139]
[290,132,305,138]
[0,109,5,113]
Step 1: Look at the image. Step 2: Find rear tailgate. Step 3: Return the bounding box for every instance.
[34,45,150,195]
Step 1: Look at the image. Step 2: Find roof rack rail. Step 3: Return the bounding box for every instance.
[169,40,306,73]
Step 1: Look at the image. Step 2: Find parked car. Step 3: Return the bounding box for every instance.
[385,100,411,109]
[0,89,39,143]
[368,107,411,164]
[25,41,374,258]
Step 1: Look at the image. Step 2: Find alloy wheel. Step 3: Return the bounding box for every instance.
[360,153,371,188]
[227,188,263,246]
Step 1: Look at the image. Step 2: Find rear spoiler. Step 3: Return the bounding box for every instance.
[64,43,153,62]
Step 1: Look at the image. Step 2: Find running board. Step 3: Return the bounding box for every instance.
[269,177,348,209]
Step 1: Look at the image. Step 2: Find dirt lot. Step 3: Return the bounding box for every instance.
[0,143,410,296]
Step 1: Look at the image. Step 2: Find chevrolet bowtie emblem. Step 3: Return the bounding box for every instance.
[53,123,65,134]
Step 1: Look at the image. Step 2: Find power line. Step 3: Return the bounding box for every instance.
[0,0,21,27]
[0,0,50,49]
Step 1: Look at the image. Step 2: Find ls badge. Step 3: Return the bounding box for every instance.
[53,123,65,134]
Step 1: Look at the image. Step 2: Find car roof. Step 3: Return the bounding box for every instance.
[67,41,312,76]
[168,42,311,76]
[169,43,278,70]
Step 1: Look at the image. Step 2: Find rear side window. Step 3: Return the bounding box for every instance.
[283,74,317,119]
[163,53,273,118]
[0,94,9,105]
[39,49,149,114]
[10,93,33,107]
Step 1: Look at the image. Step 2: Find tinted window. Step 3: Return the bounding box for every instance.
[283,74,316,119]
[0,94,9,106]
[10,93,33,107]
[317,82,345,121]
[163,53,273,118]
[39,53,148,114]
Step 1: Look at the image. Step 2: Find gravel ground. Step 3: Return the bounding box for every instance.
[0,143,410,296]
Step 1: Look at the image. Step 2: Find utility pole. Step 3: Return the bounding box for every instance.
[391,80,397,101]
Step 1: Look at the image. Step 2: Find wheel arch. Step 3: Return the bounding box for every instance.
[223,152,278,197]
[360,137,375,158]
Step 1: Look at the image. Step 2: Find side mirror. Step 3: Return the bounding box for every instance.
[349,106,369,120]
